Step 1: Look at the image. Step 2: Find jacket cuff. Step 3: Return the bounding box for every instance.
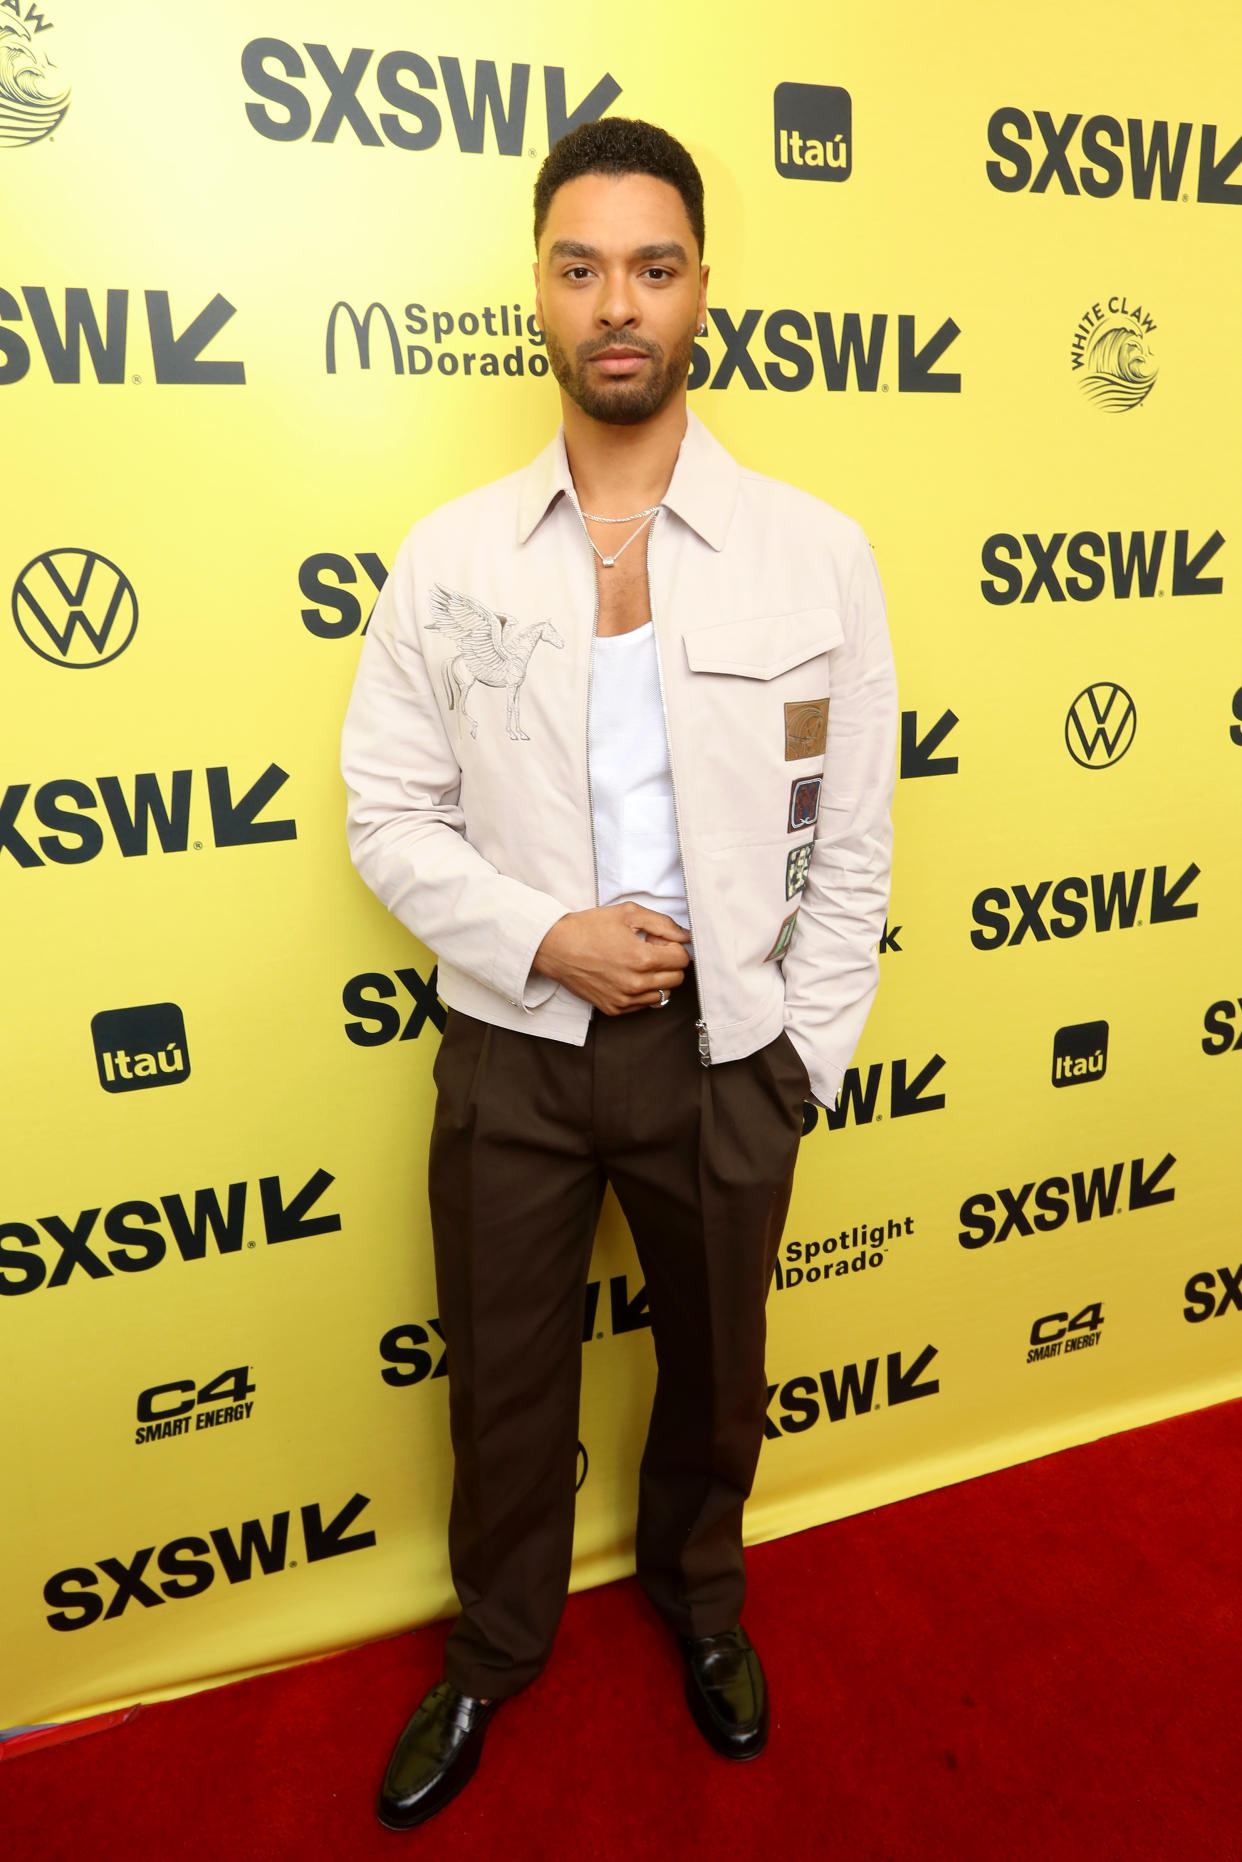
[495,903,569,1012]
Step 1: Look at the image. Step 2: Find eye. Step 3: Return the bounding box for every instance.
[564,266,593,281]
[643,268,673,281]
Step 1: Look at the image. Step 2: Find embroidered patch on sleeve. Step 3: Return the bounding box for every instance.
[787,775,822,832]
[785,841,813,898]
[764,910,799,963]
[784,698,829,760]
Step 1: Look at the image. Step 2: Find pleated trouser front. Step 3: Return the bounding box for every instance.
[427,977,807,1700]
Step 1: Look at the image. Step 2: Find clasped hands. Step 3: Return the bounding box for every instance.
[532,902,691,1016]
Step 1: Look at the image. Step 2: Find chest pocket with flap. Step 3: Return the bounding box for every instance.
[682,607,843,679]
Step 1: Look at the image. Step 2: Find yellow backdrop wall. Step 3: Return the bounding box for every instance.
[4,0,1240,1730]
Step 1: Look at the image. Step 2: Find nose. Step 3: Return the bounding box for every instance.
[596,268,640,333]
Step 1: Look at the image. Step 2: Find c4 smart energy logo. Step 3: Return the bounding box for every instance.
[91,1002,190,1093]
[12,549,137,666]
[1065,682,1136,768]
[1071,298,1157,410]
[0,5,69,148]
[773,83,851,180]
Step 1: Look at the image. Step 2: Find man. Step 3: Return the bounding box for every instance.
[341,117,897,1830]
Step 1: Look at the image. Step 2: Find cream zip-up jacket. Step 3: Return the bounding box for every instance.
[341,411,897,1110]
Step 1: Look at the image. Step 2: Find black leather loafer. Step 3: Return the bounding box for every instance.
[376,1681,497,1830]
[681,1625,769,1760]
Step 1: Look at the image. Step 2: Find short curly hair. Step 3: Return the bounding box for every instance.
[533,117,705,254]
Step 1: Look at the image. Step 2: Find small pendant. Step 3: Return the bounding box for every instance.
[601,556,616,567]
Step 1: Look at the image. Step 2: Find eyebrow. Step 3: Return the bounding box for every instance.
[547,239,689,265]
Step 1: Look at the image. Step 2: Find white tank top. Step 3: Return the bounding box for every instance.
[588,622,690,932]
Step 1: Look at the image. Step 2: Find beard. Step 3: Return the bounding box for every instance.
[542,322,697,426]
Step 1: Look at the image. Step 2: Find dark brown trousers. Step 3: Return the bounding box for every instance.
[428,976,807,1700]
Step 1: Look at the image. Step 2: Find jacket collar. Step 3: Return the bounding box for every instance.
[515,408,740,552]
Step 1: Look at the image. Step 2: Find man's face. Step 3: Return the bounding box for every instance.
[534,171,708,427]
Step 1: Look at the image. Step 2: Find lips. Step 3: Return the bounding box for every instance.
[590,347,651,376]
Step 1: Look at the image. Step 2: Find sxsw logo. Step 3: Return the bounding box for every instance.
[379,1272,652,1385]
[802,1054,946,1135]
[970,863,1199,948]
[92,1002,190,1094]
[300,551,388,637]
[1183,1265,1242,1323]
[764,1344,939,1439]
[0,288,244,385]
[689,308,960,395]
[0,1168,341,1297]
[958,1153,1175,1248]
[12,549,138,666]
[0,763,296,866]
[1052,1019,1108,1088]
[43,1493,375,1631]
[773,82,851,180]
[343,965,445,1046]
[241,40,619,152]
[985,108,1242,204]
[1202,996,1242,1055]
[980,529,1225,604]
[900,709,958,778]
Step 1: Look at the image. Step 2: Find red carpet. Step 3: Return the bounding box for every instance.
[4,1399,1239,1862]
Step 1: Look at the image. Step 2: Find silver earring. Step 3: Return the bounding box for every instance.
[697,322,707,336]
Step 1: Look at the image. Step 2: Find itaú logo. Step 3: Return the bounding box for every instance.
[91,1003,189,1094]
[1065,682,1136,768]
[12,548,137,666]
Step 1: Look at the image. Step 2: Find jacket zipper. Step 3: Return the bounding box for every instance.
[647,516,712,1066]
[585,535,602,922]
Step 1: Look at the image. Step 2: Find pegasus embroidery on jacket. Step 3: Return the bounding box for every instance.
[427,584,564,743]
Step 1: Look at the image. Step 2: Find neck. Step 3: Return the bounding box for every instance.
[561,390,688,518]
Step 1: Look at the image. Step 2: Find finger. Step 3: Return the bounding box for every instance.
[640,940,691,970]
[625,906,692,942]
[623,979,683,1008]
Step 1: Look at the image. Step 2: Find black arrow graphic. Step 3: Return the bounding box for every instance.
[1171,530,1225,595]
[897,315,961,393]
[901,709,959,778]
[609,1273,651,1335]
[260,1168,343,1245]
[1197,125,1242,204]
[887,1344,940,1406]
[890,1054,947,1118]
[301,1492,377,1562]
[207,763,297,846]
[1150,862,1200,923]
[1129,1153,1176,1210]
[147,291,246,384]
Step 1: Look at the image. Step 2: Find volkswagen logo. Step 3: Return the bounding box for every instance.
[1065,681,1137,769]
[12,549,138,667]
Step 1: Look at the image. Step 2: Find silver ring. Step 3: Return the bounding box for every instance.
[657,989,670,1008]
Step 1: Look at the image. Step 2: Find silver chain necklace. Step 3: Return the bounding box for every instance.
[577,503,661,569]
